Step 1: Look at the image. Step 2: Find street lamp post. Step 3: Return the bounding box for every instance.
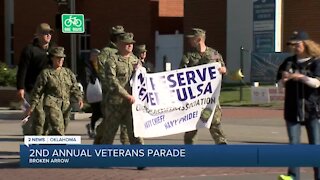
[69,0,77,74]
[240,46,244,102]
[55,0,77,74]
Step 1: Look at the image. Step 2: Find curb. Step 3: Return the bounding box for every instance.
[70,112,91,120]
[0,110,24,120]
[0,109,91,120]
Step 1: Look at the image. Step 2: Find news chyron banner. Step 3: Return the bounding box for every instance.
[132,63,221,138]
[20,143,320,168]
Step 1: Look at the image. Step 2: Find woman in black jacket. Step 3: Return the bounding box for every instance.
[277,31,320,180]
[85,49,103,138]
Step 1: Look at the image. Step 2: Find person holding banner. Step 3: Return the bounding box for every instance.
[95,25,130,145]
[94,32,144,146]
[26,47,84,135]
[16,23,55,135]
[85,48,103,138]
[277,31,320,180]
[179,28,228,145]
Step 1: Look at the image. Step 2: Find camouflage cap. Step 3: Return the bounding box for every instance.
[110,25,125,35]
[35,23,54,35]
[134,44,147,54]
[49,46,66,57]
[117,32,136,44]
[186,28,206,38]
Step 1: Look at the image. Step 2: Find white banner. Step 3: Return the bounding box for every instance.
[132,63,222,138]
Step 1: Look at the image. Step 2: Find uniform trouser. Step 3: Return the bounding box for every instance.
[44,101,71,135]
[22,94,48,135]
[98,94,130,144]
[94,102,143,145]
[89,102,103,130]
[285,118,320,180]
[119,125,130,145]
[184,105,227,144]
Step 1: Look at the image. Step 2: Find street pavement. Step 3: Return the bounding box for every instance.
[0,107,316,180]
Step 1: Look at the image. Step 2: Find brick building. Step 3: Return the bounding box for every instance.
[184,0,320,63]
[282,0,320,49]
[1,0,183,67]
[1,0,320,67]
[184,0,227,58]
[0,0,183,106]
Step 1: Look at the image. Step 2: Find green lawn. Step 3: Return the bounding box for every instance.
[219,83,283,108]
[220,84,251,104]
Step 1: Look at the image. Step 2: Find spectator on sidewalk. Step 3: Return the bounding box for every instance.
[16,23,55,135]
[85,48,103,138]
[277,30,320,180]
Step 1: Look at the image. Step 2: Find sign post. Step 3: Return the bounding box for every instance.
[61,12,84,74]
[61,14,84,33]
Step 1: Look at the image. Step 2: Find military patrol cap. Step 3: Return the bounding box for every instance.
[117,32,136,44]
[287,30,310,45]
[110,25,125,35]
[35,23,54,35]
[186,28,206,38]
[49,46,66,57]
[134,44,147,54]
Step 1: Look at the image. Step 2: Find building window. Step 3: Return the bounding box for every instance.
[78,19,91,61]
[10,24,14,65]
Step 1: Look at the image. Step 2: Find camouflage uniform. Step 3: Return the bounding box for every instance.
[180,28,228,144]
[95,26,130,145]
[22,94,46,135]
[95,33,143,145]
[29,48,83,135]
[97,42,118,86]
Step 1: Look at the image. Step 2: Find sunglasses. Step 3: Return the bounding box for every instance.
[53,56,64,60]
[41,31,52,35]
